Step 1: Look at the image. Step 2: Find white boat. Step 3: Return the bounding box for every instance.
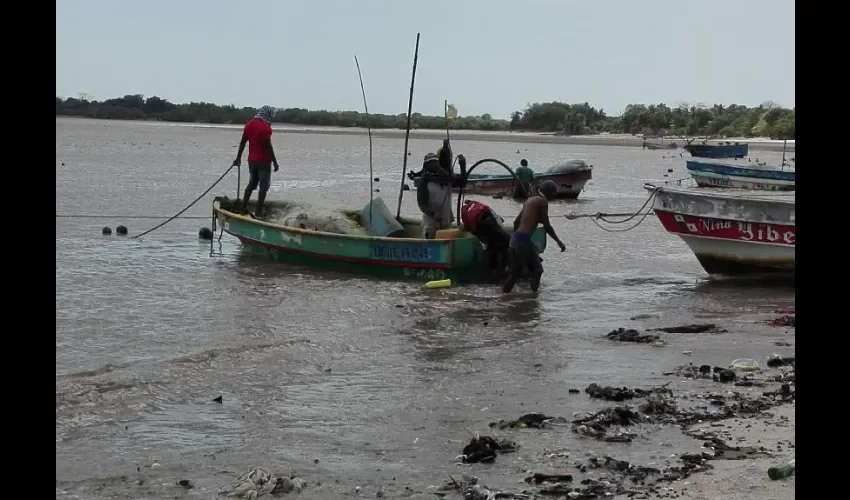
[686,160,795,191]
[646,184,795,276]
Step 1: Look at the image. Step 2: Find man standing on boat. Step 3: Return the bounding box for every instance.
[415,151,467,239]
[231,105,280,217]
[513,159,534,199]
[503,180,566,293]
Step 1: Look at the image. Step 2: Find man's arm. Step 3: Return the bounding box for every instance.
[265,140,278,170]
[540,201,566,251]
[233,134,248,166]
[513,209,523,231]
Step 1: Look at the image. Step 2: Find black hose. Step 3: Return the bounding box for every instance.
[455,158,526,224]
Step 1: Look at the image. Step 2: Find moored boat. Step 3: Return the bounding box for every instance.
[684,142,749,159]
[212,196,547,283]
[646,184,794,276]
[686,160,795,191]
[417,159,592,199]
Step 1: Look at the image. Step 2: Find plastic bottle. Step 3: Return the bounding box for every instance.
[425,279,452,289]
[767,458,795,480]
[729,358,760,371]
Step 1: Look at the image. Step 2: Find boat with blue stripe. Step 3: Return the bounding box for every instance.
[685,160,795,191]
[684,142,749,159]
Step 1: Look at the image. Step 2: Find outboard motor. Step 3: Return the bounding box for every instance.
[461,200,511,273]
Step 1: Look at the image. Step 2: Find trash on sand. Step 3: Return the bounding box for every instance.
[766,354,795,368]
[768,458,796,480]
[425,279,452,289]
[220,467,306,498]
[584,382,672,402]
[489,413,567,430]
[769,314,796,327]
[648,324,727,334]
[606,327,659,343]
[458,435,517,463]
[571,406,643,442]
[729,358,761,371]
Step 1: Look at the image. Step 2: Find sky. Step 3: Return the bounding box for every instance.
[56,0,795,119]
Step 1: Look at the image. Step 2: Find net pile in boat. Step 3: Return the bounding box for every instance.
[263,202,370,236]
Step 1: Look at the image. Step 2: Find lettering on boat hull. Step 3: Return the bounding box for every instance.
[656,211,795,246]
[369,241,440,263]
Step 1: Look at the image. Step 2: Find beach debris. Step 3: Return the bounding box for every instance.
[571,406,643,442]
[213,395,223,404]
[220,467,278,499]
[769,315,795,327]
[766,355,795,368]
[648,323,727,334]
[177,479,194,489]
[729,358,760,371]
[606,327,659,343]
[584,382,672,402]
[488,413,567,429]
[458,435,517,463]
[768,458,796,480]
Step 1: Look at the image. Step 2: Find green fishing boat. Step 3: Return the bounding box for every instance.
[212,196,547,283]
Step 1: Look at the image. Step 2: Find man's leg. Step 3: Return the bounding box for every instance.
[243,163,260,210]
[502,247,524,293]
[255,163,272,216]
[526,244,544,292]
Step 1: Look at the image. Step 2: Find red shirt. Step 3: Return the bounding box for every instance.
[243,118,274,163]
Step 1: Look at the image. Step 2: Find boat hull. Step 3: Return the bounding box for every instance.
[452,170,592,198]
[213,199,547,283]
[686,161,795,191]
[685,143,749,159]
[648,186,794,276]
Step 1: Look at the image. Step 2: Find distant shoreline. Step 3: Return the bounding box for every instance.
[56,116,795,152]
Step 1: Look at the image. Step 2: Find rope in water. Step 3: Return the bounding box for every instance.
[563,186,661,233]
[132,164,236,239]
[56,215,209,219]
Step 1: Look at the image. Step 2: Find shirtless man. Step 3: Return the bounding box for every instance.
[503,180,566,293]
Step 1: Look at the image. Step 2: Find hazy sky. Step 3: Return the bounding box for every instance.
[56,0,795,118]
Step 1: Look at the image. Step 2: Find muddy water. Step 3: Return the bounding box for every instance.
[56,117,794,499]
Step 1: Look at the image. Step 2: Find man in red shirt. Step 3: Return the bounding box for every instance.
[232,105,280,217]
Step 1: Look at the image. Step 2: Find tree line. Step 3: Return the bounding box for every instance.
[56,94,794,139]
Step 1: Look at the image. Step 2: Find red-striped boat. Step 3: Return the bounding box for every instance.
[646,184,795,276]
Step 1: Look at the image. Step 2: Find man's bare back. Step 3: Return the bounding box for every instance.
[514,195,548,236]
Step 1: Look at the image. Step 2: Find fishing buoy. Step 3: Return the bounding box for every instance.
[667,168,673,173]
[199,227,213,240]
[374,177,380,182]
[116,225,128,236]
[102,227,112,235]
[425,279,452,289]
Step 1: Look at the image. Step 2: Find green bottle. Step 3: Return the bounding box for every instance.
[768,458,795,480]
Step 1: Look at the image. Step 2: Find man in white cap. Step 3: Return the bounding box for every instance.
[415,151,467,238]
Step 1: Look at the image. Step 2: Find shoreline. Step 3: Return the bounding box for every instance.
[56,116,795,152]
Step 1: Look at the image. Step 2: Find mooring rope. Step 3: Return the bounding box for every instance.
[132,164,236,239]
[56,215,209,219]
[563,187,661,233]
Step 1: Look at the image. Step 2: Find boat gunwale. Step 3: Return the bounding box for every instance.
[645,184,796,206]
[466,170,592,181]
[215,204,484,245]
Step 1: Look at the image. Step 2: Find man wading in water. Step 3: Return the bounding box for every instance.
[503,180,566,293]
[232,105,280,217]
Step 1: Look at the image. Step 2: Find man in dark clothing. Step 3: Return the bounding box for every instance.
[411,149,467,238]
[232,105,280,217]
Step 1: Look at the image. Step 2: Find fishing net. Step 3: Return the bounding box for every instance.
[262,202,370,236]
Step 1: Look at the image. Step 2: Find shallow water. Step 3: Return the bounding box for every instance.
[56,117,794,499]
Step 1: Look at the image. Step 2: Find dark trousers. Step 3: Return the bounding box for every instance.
[243,161,272,214]
[502,235,544,293]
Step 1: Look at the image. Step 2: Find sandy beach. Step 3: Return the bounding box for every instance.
[109,117,796,153]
